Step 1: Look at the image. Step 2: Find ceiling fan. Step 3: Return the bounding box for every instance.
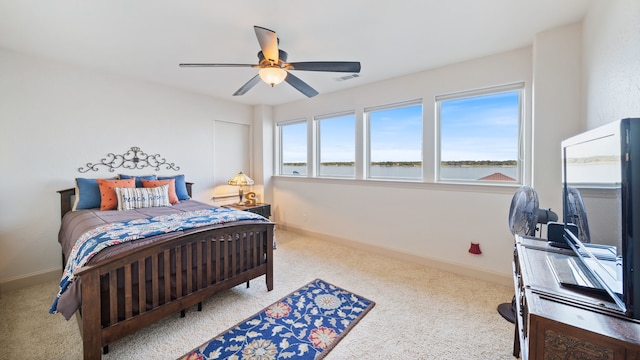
[179,26,361,98]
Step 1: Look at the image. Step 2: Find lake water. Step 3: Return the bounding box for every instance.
[282,165,518,181]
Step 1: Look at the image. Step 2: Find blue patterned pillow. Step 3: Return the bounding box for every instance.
[118,174,157,187]
[73,178,114,210]
[115,184,171,210]
[158,174,190,200]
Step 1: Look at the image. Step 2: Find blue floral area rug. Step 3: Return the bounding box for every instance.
[179,279,375,360]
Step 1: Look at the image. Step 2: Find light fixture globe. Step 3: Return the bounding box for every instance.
[258,67,287,87]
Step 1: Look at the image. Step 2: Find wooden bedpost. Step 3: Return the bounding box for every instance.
[266,225,274,291]
[81,271,102,360]
[57,188,75,219]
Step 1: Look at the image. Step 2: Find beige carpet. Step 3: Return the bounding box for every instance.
[0,230,516,359]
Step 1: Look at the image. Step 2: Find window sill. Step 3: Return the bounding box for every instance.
[272,175,522,194]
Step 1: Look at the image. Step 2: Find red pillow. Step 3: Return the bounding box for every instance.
[96,178,136,210]
[141,179,179,204]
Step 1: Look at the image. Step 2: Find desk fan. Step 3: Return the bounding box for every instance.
[508,186,540,237]
[565,186,591,243]
[498,186,557,323]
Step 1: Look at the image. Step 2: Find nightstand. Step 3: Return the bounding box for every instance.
[223,203,271,218]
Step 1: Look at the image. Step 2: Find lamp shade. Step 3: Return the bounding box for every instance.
[258,67,287,87]
[227,172,254,186]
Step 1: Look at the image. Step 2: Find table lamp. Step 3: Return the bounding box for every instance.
[227,172,254,205]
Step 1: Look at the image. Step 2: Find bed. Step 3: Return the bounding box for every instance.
[53,178,274,360]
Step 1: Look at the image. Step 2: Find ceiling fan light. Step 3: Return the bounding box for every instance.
[258,67,287,87]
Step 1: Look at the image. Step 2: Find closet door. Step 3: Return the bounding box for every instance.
[213,120,251,198]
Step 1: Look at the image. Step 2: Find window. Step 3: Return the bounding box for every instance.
[279,120,307,176]
[437,83,523,183]
[366,101,423,180]
[316,113,356,178]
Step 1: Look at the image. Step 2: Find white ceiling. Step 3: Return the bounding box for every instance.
[0,0,590,106]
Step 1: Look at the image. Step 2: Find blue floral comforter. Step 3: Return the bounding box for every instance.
[50,207,266,314]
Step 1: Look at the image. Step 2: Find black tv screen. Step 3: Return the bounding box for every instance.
[561,117,640,319]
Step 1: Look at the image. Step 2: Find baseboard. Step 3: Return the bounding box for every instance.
[277,224,513,288]
[0,268,61,295]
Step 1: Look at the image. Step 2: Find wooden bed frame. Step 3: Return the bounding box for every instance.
[57,183,274,360]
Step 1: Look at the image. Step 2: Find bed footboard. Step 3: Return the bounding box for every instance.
[76,223,274,360]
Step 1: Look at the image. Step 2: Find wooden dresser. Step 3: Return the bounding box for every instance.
[513,235,640,359]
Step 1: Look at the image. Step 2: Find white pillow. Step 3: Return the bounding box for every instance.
[115,184,171,211]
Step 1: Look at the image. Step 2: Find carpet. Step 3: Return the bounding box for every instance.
[179,279,375,360]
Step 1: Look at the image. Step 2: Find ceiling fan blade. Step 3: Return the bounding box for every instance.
[285,72,319,98]
[179,63,259,68]
[254,26,279,64]
[233,75,261,96]
[285,61,361,73]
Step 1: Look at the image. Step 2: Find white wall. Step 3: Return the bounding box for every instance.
[251,105,275,205]
[531,23,583,216]
[582,0,640,129]
[271,47,536,284]
[0,48,254,285]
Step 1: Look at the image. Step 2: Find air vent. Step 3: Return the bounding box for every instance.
[335,73,360,82]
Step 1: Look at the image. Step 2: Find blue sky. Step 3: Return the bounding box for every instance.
[440,91,519,161]
[281,91,519,163]
[319,114,356,162]
[281,122,308,163]
[369,105,422,162]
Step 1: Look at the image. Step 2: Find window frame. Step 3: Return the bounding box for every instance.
[364,99,424,181]
[315,111,357,179]
[435,82,524,185]
[277,119,308,176]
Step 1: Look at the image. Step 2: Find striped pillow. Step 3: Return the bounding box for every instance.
[115,184,171,211]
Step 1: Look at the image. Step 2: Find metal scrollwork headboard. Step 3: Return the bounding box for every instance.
[78,146,181,173]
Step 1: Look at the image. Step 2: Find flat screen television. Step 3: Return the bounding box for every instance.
[561,117,640,319]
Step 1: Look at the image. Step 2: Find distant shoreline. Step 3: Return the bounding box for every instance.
[282,163,518,181]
